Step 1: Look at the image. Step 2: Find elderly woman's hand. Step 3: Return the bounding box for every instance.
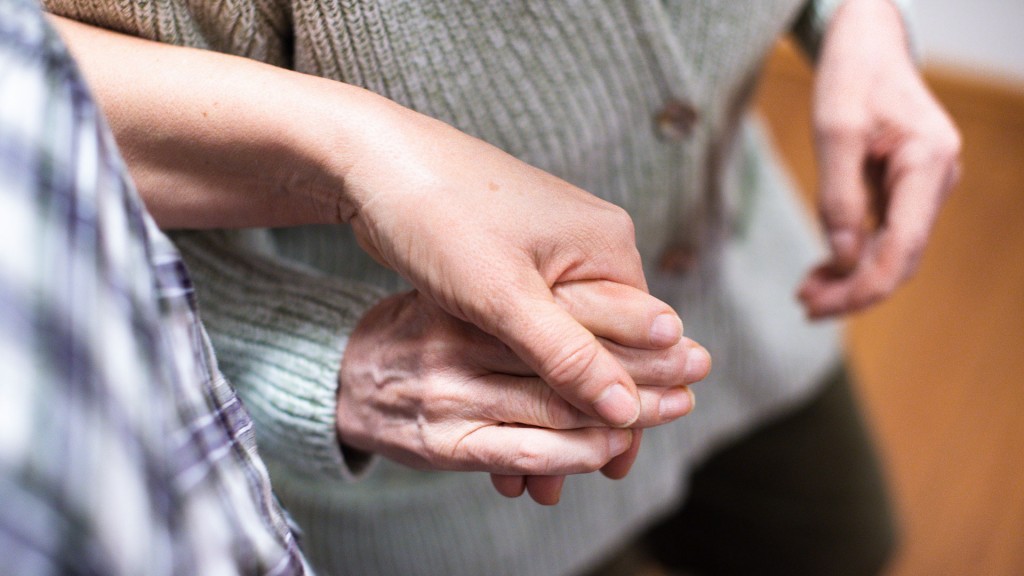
[799,0,961,317]
[338,283,710,505]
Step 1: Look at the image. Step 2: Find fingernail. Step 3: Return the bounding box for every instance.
[610,429,633,455]
[687,345,712,379]
[649,313,683,347]
[593,383,640,427]
[659,387,694,420]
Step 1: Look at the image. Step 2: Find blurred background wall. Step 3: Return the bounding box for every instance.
[917,0,1024,83]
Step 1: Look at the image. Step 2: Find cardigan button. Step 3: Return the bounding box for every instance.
[658,243,698,275]
[655,99,699,141]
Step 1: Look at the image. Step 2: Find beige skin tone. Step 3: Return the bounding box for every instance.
[49,0,960,505]
[342,285,711,503]
[49,16,710,505]
[799,0,961,314]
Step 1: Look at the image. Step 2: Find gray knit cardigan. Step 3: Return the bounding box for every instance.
[44,1,909,574]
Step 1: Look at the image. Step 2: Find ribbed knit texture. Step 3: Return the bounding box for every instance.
[42,1,911,574]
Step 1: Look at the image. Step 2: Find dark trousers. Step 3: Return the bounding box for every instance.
[629,367,897,576]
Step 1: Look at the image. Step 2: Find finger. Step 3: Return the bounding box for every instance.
[797,263,856,319]
[456,425,633,475]
[474,333,711,392]
[491,473,569,506]
[815,116,872,273]
[800,134,960,318]
[490,474,526,498]
[525,475,566,506]
[474,280,694,377]
[603,337,711,388]
[495,294,641,427]
[476,374,695,429]
[552,280,683,348]
[850,144,959,304]
[600,428,644,480]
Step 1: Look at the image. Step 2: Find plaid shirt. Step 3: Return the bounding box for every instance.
[0,1,308,573]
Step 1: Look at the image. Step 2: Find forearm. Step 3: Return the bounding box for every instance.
[49,15,402,230]
[48,13,678,433]
[794,0,914,60]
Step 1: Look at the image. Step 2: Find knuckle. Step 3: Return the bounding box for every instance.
[606,203,636,238]
[584,441,613,470]
[662,346,691,382]
[541,336,600,391]
[815,114,870,142]
[906,125,962,171]
[641,348,688,386]
[419,434,450,470]
[541,389,582,428]
[418,375,456,409]
[923,109,962,157]
[429,421,483,471]
[511,439,552,473]
[939,125,963,159]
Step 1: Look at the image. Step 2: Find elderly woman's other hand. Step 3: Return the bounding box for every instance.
[799,0,962,317]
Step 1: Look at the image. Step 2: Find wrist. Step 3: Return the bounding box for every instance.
[824,0,912,58]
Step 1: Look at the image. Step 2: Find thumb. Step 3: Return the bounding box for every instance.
[495,295,641,428]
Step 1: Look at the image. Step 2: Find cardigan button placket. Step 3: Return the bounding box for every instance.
[655,98,699,141]
[657,242,698,275]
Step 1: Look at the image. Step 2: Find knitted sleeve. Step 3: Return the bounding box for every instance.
[171,230,384,482]
[41,0,293,67]
[793,0,916,59]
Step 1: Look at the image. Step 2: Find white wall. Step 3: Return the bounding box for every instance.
[912,0,1024,84]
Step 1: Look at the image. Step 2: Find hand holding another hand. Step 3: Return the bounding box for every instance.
[338,282,711,505]
[341,104,667,430]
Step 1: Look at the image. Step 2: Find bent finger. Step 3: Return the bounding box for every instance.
[603,337,711,388]
[490,474,526,498]
[525,475,566,506]
[815,122,872,272]
[479,374,694,429]
[475,333,711,390]
[862,143,959,293]
[600,428,644,479]
[458,425,633,475]
[553,280,683,348]
[495,294,641,427]
[800,144,959,318]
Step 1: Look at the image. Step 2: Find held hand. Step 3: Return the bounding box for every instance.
[492,280,712,504]
[50,17,679,428]
[337,285,710,505]
[798,0,961,317]
[341,106,659,429]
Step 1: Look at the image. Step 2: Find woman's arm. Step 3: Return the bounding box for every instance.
[50,15,711,481]
[797,0,961,317]
[50,15,369,229]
